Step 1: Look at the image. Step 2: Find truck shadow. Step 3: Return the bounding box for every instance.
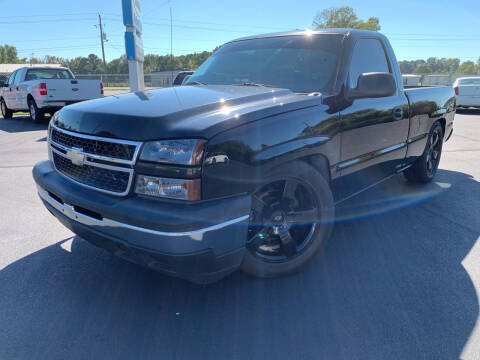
[1,169,479,359]
[0,115,49,133]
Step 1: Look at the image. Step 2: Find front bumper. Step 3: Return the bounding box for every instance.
[37,100,84,109]
[33,160,251,283]
[456,96,480,107]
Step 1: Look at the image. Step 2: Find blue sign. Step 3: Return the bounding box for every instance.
[122,0,142,34]
[125,31,144,62]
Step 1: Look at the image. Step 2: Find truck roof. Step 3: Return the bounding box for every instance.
[229,28,385,43]
[19,66,69,71]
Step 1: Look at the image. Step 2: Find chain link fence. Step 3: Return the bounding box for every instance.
[75,71,184,89]
[403,73,479,87]
[0,74,8,85]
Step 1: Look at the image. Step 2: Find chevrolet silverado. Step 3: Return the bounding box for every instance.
[33,29,455,283]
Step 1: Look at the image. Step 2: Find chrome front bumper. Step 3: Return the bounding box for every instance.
[37,185,249,241]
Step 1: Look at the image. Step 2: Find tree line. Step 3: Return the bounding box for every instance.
[0,44,212,74]
[398,58,479,74]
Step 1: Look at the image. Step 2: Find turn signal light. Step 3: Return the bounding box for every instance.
[134,175,201,201]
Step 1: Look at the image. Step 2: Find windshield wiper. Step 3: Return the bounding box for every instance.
[233,82,276,88]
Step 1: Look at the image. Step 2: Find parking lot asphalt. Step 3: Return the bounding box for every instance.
[1,111,480,360]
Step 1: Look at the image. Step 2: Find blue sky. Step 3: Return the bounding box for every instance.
[0,0,479,63]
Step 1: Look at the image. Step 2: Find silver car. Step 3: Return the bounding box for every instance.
[454,77,480,109]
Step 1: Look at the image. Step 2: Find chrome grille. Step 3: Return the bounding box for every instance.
[49,124,141,196]
[51,127,138,162]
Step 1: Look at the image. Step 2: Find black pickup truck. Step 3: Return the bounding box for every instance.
[33,29,455,283]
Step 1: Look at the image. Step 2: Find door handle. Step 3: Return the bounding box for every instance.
[393,107,404,120]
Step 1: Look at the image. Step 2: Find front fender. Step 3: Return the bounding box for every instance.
[201,104,341,200]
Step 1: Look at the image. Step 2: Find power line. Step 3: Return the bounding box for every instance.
[0,17,100,25]
[0,12,99,19]
[142,21,257,34]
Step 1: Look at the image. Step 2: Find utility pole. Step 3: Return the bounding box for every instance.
[98,14,107,71]
[170,7,173,85]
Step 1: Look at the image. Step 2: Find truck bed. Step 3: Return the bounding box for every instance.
[27,79,103,102]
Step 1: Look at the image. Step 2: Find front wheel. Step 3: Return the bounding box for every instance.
[1,99,13,119]
[28,99,44,123]
[241,161,334,278]
[404,121,444,183]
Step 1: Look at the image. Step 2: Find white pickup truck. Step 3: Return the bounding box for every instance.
[0,66,103,122]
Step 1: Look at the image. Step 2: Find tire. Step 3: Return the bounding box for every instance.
[404,121,444,183]
[241,160,335,278]
[28,98,44,123]
[1,98,13,119]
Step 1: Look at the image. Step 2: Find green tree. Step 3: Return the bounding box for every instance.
[312,6,380,31]
[413,63,432,74]
[0,45,21,63]
[457,61,477,74]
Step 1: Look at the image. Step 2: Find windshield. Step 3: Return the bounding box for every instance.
[459,78,480,85]
[25,68,73,81]
[187,34,343,93]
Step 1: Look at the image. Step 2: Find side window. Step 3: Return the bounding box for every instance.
[349,39,390,88]
[13,70,22,85]
[7,71,17,86]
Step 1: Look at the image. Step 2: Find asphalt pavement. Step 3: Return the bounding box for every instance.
[1,111,480,359]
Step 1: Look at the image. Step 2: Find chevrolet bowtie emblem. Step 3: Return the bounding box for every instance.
[65,147,86,166]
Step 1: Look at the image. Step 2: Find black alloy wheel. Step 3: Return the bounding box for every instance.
[404,121,444,183]
[247,179,318,262]
[425,125,442,177]
[241,161,334,278]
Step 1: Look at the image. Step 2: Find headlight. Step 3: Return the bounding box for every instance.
[139,139,205,165]
[134,175,201,200]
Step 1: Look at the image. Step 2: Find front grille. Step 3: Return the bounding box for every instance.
[49,125,140,195]
[51,128,137,161]
[52,152,130,194]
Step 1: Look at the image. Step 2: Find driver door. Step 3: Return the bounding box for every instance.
[335,38,409,200]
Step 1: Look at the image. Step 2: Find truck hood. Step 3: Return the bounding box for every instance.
[54,85,322,141]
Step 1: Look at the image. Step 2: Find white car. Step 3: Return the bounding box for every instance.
[453,77,480,109]
[0,66,104,122]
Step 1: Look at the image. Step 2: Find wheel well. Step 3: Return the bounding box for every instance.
[301,154,331,187]
[27,94,34,103]
[438,118,446,136]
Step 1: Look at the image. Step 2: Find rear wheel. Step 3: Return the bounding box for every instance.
[28,98,44,123]
[404,121,443,183]
[1,99,13,119]
[241,161,334,278]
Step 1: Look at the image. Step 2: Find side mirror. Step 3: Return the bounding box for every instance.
[347,72,396,100]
